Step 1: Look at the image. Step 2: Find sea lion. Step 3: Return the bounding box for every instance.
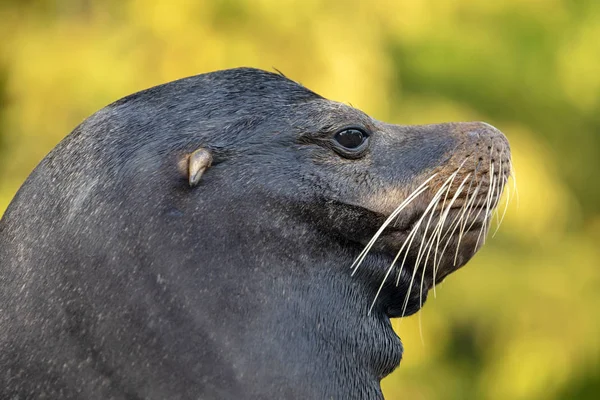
[0,68,511,399]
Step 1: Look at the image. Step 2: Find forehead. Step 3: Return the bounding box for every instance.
[289,99,375,132]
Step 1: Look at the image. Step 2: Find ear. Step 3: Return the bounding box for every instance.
[182,148,213,187]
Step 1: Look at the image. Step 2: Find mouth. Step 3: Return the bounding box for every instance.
[351,169,512,319]
[370,205,494,318]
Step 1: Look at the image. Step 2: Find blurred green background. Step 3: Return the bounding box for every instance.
[1,1,599,399]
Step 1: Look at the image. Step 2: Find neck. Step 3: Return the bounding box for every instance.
[178,202,403,398]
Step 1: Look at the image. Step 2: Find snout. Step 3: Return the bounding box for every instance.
[455,121,511,176]
[348,119,513,318]
[427,122,512,208]
[415,121,512,281]
[396,121,512,285]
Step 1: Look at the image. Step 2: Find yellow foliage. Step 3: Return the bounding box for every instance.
[0,1,598,399]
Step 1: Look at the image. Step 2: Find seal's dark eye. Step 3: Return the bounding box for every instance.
[334,129,368,149]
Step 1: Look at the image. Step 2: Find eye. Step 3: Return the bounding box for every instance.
[334,128,368,149]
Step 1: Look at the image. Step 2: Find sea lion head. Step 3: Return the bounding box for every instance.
[177,68,511,319]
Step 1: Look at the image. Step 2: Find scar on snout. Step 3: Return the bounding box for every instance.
[178,147,213,187]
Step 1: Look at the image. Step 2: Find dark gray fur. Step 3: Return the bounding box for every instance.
[0,68,510,399]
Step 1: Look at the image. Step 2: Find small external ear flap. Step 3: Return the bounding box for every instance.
[186,148,213,187]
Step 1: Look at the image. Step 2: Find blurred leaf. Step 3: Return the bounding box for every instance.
[0,1,598,399]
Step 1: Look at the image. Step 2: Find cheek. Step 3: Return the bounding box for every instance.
[317,163,403,215]
[358,186,414,216]
[305,144,418,214]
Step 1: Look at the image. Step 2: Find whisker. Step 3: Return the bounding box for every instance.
[430,179,456,300]
[398,194,442,317]
[437,159,482,252]
[394,176,457,317]
[474,163,496,252]
[428,159,472,278]
[350,174,438,275]
[366,146,515,318]
[413,183,448,345]
[493,156,504,226]
[458,186,489,246]
[463,145,497,239]
[413,166,467,276]
[508,158,519,209]
[418,309,425,346]
[365,174,443,314]
[424,172,471,292]
[490,144,514,237]
[352,184,429,276]
[393,172,460,286]
[414,188,449,310]
[492,176,510,238]
[450,162,483,267]
[420,173,470,304]
[429,183,482,273]
[451,183,483,266]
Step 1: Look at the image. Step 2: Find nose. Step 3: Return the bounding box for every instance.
[459,121,509,150]
[453,121,512,181]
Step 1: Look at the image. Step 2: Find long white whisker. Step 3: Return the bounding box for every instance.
[492,176,510,238]
[415,188,448,309]
[508,158,519,209]
[368,174,454,314]
[398,195,442,317]
[428,184,481,274]
[450,162,484,266]
[493,156,504,226]
[438,163,482,250]
[350,174,438,275]
[413,167,466,276]
[426,173,471,291]
[352,184,429,275]
[418,310,425,346]
[395,177,457,317]
[420,172,470,306]
[474,163,495,252]
[451,183,483,266]
[430,177,457,300]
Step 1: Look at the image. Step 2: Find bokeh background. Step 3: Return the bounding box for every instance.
[1,1,599,399]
